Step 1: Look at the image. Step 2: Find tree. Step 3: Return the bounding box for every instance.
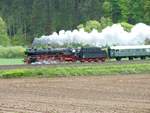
[118,0,129,22]
[31,0,47,37]
[143,0,150,24]
[102,0,112,18]
[79,0,103,21]
[0,0,149,45]
[0,17,9,46]
[110,0,121,23]
[128,0,144,24]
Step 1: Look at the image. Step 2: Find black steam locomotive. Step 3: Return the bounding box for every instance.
[24,45,150,64]
[24,47,107,64]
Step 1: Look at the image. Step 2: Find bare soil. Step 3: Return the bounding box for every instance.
[0,74,150,113]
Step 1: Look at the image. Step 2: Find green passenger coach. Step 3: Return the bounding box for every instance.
[108,45,150,61]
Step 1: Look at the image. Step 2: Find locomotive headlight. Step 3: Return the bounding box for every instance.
[72,49,76,53]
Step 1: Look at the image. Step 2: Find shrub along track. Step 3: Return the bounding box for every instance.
[0,75,150,113]
[0,59,150,70]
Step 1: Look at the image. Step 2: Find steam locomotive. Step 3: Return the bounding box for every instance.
[24,45,150,64]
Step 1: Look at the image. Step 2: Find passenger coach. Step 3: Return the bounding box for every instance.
[108,45,150,61]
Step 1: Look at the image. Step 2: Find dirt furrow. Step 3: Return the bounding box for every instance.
[0,75,150,113]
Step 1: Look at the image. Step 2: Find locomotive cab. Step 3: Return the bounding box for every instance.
[78,47,107,62]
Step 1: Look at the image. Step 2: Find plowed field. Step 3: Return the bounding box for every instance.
[0,75,150,113]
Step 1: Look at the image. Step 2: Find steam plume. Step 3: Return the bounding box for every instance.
[32,23,150,47]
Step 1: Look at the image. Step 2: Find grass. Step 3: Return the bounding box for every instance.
[0,58,24,65]
[0,63,149,78]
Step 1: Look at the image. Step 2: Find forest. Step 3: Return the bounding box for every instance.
[0,0,150,46]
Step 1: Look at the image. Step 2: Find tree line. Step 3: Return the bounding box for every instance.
[0,0,150,45]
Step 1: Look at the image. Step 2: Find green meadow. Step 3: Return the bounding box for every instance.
[0,63,149,78]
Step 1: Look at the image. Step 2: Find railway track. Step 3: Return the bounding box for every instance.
[0,59,149,70]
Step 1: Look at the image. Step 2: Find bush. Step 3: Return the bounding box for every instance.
[11,34,29,46]
[145,38,150,45]
[77,17,113,32]
[0,46,25,58]
[120,22,134,32]
[85,20,102,32]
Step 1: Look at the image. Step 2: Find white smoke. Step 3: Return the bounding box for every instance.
[32,23,150,47]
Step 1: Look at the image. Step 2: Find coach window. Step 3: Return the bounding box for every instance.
[128,49,130,52]
[116,49,119,52]
[146,49,150,52]
[115,50,119,54]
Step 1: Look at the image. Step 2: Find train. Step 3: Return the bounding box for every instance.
[24,45,150,64]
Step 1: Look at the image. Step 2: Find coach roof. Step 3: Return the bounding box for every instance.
[110,45,150,50]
